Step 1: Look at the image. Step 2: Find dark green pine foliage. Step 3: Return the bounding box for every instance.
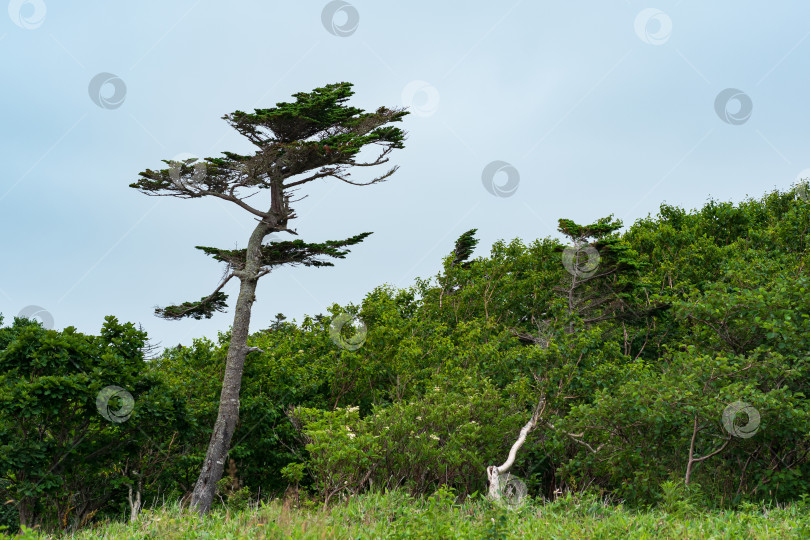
[157,233,373,320]
[270,313,288,331]
[195,233,372,271]
[439,229,481,298]
[132,84,407,199]
[555,216,665,326]
[155,292,229,321]
[451,229,479,268]
[130,82,408,322]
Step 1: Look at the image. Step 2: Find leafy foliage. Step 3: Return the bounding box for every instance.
[0,317,193,533]
[5,184,810,533]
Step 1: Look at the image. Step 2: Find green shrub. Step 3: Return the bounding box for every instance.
[294,375,530,500]
[293,405,381,503]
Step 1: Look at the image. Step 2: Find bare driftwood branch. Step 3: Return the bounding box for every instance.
[487,398,545,500]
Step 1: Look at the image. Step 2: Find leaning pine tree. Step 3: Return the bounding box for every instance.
[130,82,408,513]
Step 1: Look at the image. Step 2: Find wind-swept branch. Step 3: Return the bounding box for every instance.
[155,273,235,320]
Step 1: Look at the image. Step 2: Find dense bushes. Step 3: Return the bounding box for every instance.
[272,186,810,509]
[0,317,194,533]
[2,184,810,534]
[291,375,529,501]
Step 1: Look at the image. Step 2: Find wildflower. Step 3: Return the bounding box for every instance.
[416,416,422,421]
[348,432,356,439]
[430,434,440,441]
[347,406,359,413]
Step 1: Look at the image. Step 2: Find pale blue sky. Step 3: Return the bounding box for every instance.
[2,1,809,349]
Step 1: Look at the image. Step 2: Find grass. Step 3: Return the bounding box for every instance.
[4,489,810,539]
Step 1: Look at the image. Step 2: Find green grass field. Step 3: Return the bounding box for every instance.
[5,490,809,539]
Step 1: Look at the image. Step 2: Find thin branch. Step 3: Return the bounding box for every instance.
[284,169,340,189]
[335,166,399,187]
[544,421,605,453]
[496,398,545,474]
[693,437,731,463]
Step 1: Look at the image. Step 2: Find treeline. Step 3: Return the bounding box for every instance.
[2,185,809,533]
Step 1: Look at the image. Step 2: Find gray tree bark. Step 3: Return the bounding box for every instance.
[127,478,142,523]
[189,219,272,514]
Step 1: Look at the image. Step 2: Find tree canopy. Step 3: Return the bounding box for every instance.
[4,183,810,533]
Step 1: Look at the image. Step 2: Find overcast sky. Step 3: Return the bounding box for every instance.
[2,1,809,349]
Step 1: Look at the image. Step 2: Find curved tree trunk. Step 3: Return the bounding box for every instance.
[189,220,271,514]
[487,399,544,500]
